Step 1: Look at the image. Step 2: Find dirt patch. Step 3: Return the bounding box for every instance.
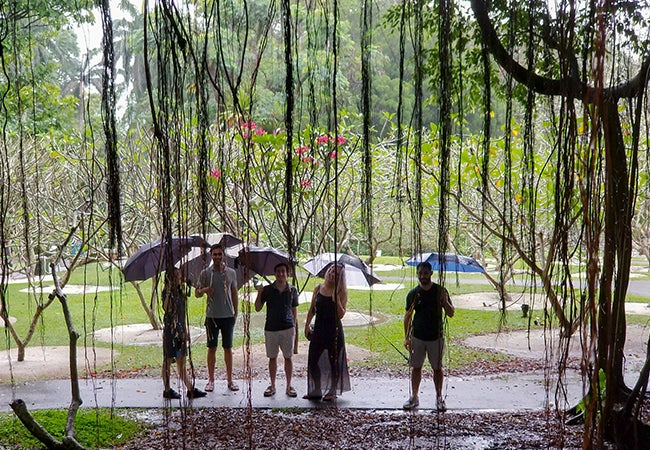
[462,324,650,373]
[0,346,115,382]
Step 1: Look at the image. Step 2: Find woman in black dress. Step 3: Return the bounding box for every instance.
[303,263,351,401]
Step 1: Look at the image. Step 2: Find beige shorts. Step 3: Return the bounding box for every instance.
[265,328,295,359]
[409,336,445,370]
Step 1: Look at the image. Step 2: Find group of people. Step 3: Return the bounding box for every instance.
[161,243,454,411]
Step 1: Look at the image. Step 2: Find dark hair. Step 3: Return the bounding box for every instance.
[210,243,224,252]
[416,261,432,271]
[274,262,290,273]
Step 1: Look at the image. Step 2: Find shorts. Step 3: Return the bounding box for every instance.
[409,336,445,370]
[205,317,236,349]
[264,328,295,359]
[163,324,186,359]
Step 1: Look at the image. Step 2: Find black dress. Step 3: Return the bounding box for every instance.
[306,291,351,397]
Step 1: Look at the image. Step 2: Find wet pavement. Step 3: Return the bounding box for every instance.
[0,371,584,413]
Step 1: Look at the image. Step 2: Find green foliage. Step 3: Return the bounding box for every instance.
[574,368,607,418]
[0,408,143,449]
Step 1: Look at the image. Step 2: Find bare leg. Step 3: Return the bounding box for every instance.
[268,357,277,389]
[207,347,217,383]
[433,368,444,397]
[162,358,171,391]
[224,347,234,384]
[411,366,423,398]
[284,357,293,389]
[176,355,193,392]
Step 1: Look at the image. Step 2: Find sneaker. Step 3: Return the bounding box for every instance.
[187,388,207,399]
[436,396,447,412]
[403,396,419,410]
[163,388,181,399]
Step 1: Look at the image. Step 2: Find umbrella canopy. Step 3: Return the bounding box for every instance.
[122,235,208,282]
[191,232,243,249]
[178,233,248,287]
[303,252,381,287]
[237,245,294,277]
[406,252,485,273]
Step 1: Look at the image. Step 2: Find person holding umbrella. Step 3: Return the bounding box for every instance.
[254,262,299,398]
[161,268,207,400]
[403,261,455,411]
[195,244,240,392]
[303,263,351,401]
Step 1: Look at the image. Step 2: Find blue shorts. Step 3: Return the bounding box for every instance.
[205,317,236,349]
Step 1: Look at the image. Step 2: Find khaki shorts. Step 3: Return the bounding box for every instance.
[265,328,295,359]
[409,336,445,370]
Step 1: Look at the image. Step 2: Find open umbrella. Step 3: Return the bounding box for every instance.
[178,233,248,287]
[236,245,294,277]
[303,252,381,287]
[122,235,208,282]
[406,252,485,273]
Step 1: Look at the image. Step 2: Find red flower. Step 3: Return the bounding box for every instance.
[301,156,314,164]
[210,169,222,179]
[296,146,310,155]
[329,151,338,158]
[316,135,329,145]
[336,135,346,145]
[300,179,312,187]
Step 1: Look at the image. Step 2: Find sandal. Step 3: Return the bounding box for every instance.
[322,392,337,401]
[286,386,297,397]
[264,385,276,397]
[228,382,240,392]
[204,381,214,392]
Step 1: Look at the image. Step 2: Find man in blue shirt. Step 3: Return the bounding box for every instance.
[255,262,299,397]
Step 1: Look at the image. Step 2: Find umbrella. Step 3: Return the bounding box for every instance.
[236,245,294,277]
[406,252,485,273]
[122,235,208,282]
[303,252,381,287]
[191,232,243,249]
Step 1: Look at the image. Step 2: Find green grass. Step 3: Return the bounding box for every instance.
[0,408,144,449]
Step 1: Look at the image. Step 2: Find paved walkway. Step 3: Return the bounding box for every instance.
[0,371,584,413]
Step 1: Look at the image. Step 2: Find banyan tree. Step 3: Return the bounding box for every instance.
[1,0,649,448]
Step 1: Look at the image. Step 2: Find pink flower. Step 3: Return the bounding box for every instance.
[241,121,257,130]
[336,135,346,145]
[300,179,312,188]
[329,151,338,158]
[301,156,313,164]
[296,146,310,155]
[316,135,329,145]
[210,169,222,179]
[255,127,266,136]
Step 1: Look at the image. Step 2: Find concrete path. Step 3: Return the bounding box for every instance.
[0,371,584,414]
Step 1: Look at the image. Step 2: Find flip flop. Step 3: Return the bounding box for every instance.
[286,386,297,397]
[228,382,240,392]
[204,381,214,392]
[264,385,276,397]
